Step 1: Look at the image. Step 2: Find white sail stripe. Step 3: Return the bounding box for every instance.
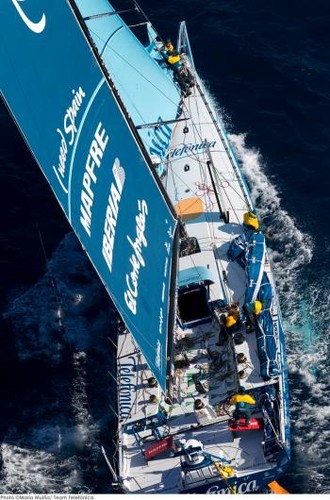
[11,0,46,34]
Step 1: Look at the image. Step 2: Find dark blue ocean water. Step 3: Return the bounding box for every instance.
[1,0,329,494]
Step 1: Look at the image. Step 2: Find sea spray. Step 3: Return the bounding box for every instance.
[2,233,113,493]
[228,132,313,321]
[226,132,330,494]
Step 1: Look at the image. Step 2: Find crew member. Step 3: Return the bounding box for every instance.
[225,304,241,333]
[229,387,256,425]
[164,38,174,52]
[158,38,195,95]
[216,314,228,346]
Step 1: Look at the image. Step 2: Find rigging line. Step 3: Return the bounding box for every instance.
[181,94,208,143]
[200,151,245,225]
[179,132,246,228]
[110,45,181,106]
[213,165,249,213]
[124,316,168,357]
[174,375,191,415]
[112,283,171,356]
[212,247,232,304]
[101,446,119,483]
[167,166,209,215]
[195,80,252,210]
[116,329,130,359]
[131,0,151,24]
[171,111,238,247]
[180,102,223,237]
[87,27,181,111]
[181,94,248,216]
[84,28,153,127]
[136,116,189,129]
[118,321,171,392]
[210,164,243,227]
[36,226,49,265]
[131,0,172,49]
[84,8,134,21]
[167,152,219,245]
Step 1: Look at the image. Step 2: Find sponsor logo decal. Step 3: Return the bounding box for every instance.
[11,0,46,33]
[53,87,86,194]
[145,436,173,460]
[124,200,148,314]
[118,356,136,419]
[155,340,161,369]
[80,122,109,237]
[207,479,257,494]
[169,139,216,159]
[102,159,126,270]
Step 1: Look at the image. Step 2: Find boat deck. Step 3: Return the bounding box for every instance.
[115,53,287,494]
[117,308,276,493]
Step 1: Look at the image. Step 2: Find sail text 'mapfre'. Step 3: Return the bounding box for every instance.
[80,122,109,237]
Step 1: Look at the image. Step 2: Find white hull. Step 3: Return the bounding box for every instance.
[114,44,290,494]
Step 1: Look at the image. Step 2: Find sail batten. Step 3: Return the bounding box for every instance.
[0,0,177,390]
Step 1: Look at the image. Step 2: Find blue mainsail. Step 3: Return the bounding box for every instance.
[75,0,182,167]
[0,0,177,390]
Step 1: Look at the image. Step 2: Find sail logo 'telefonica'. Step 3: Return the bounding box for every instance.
[11,0,46,33]
[169,139,216,158]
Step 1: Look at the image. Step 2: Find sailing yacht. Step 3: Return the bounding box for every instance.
[0,0,290,494]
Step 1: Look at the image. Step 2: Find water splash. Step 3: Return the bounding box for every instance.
[2,232,115,493]
[0,439,88,493]
[227,131,330,493]
[5,233,111,361]
[228,132,313,315]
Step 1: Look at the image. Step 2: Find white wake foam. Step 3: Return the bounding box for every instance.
[2,232,113,493]
[226,131,330,493]
[228,132,314,322]
[0,438,89,493]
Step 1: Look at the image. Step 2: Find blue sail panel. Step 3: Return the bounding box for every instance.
[245,232,266,306]
[178,266,214,288]
[257,273,273,309]
[256,310,279,379]
[75,0,181,167]
[227,234,248,267]
[0,0,176,390]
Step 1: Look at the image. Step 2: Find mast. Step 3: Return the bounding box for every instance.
[165,226,180,396]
